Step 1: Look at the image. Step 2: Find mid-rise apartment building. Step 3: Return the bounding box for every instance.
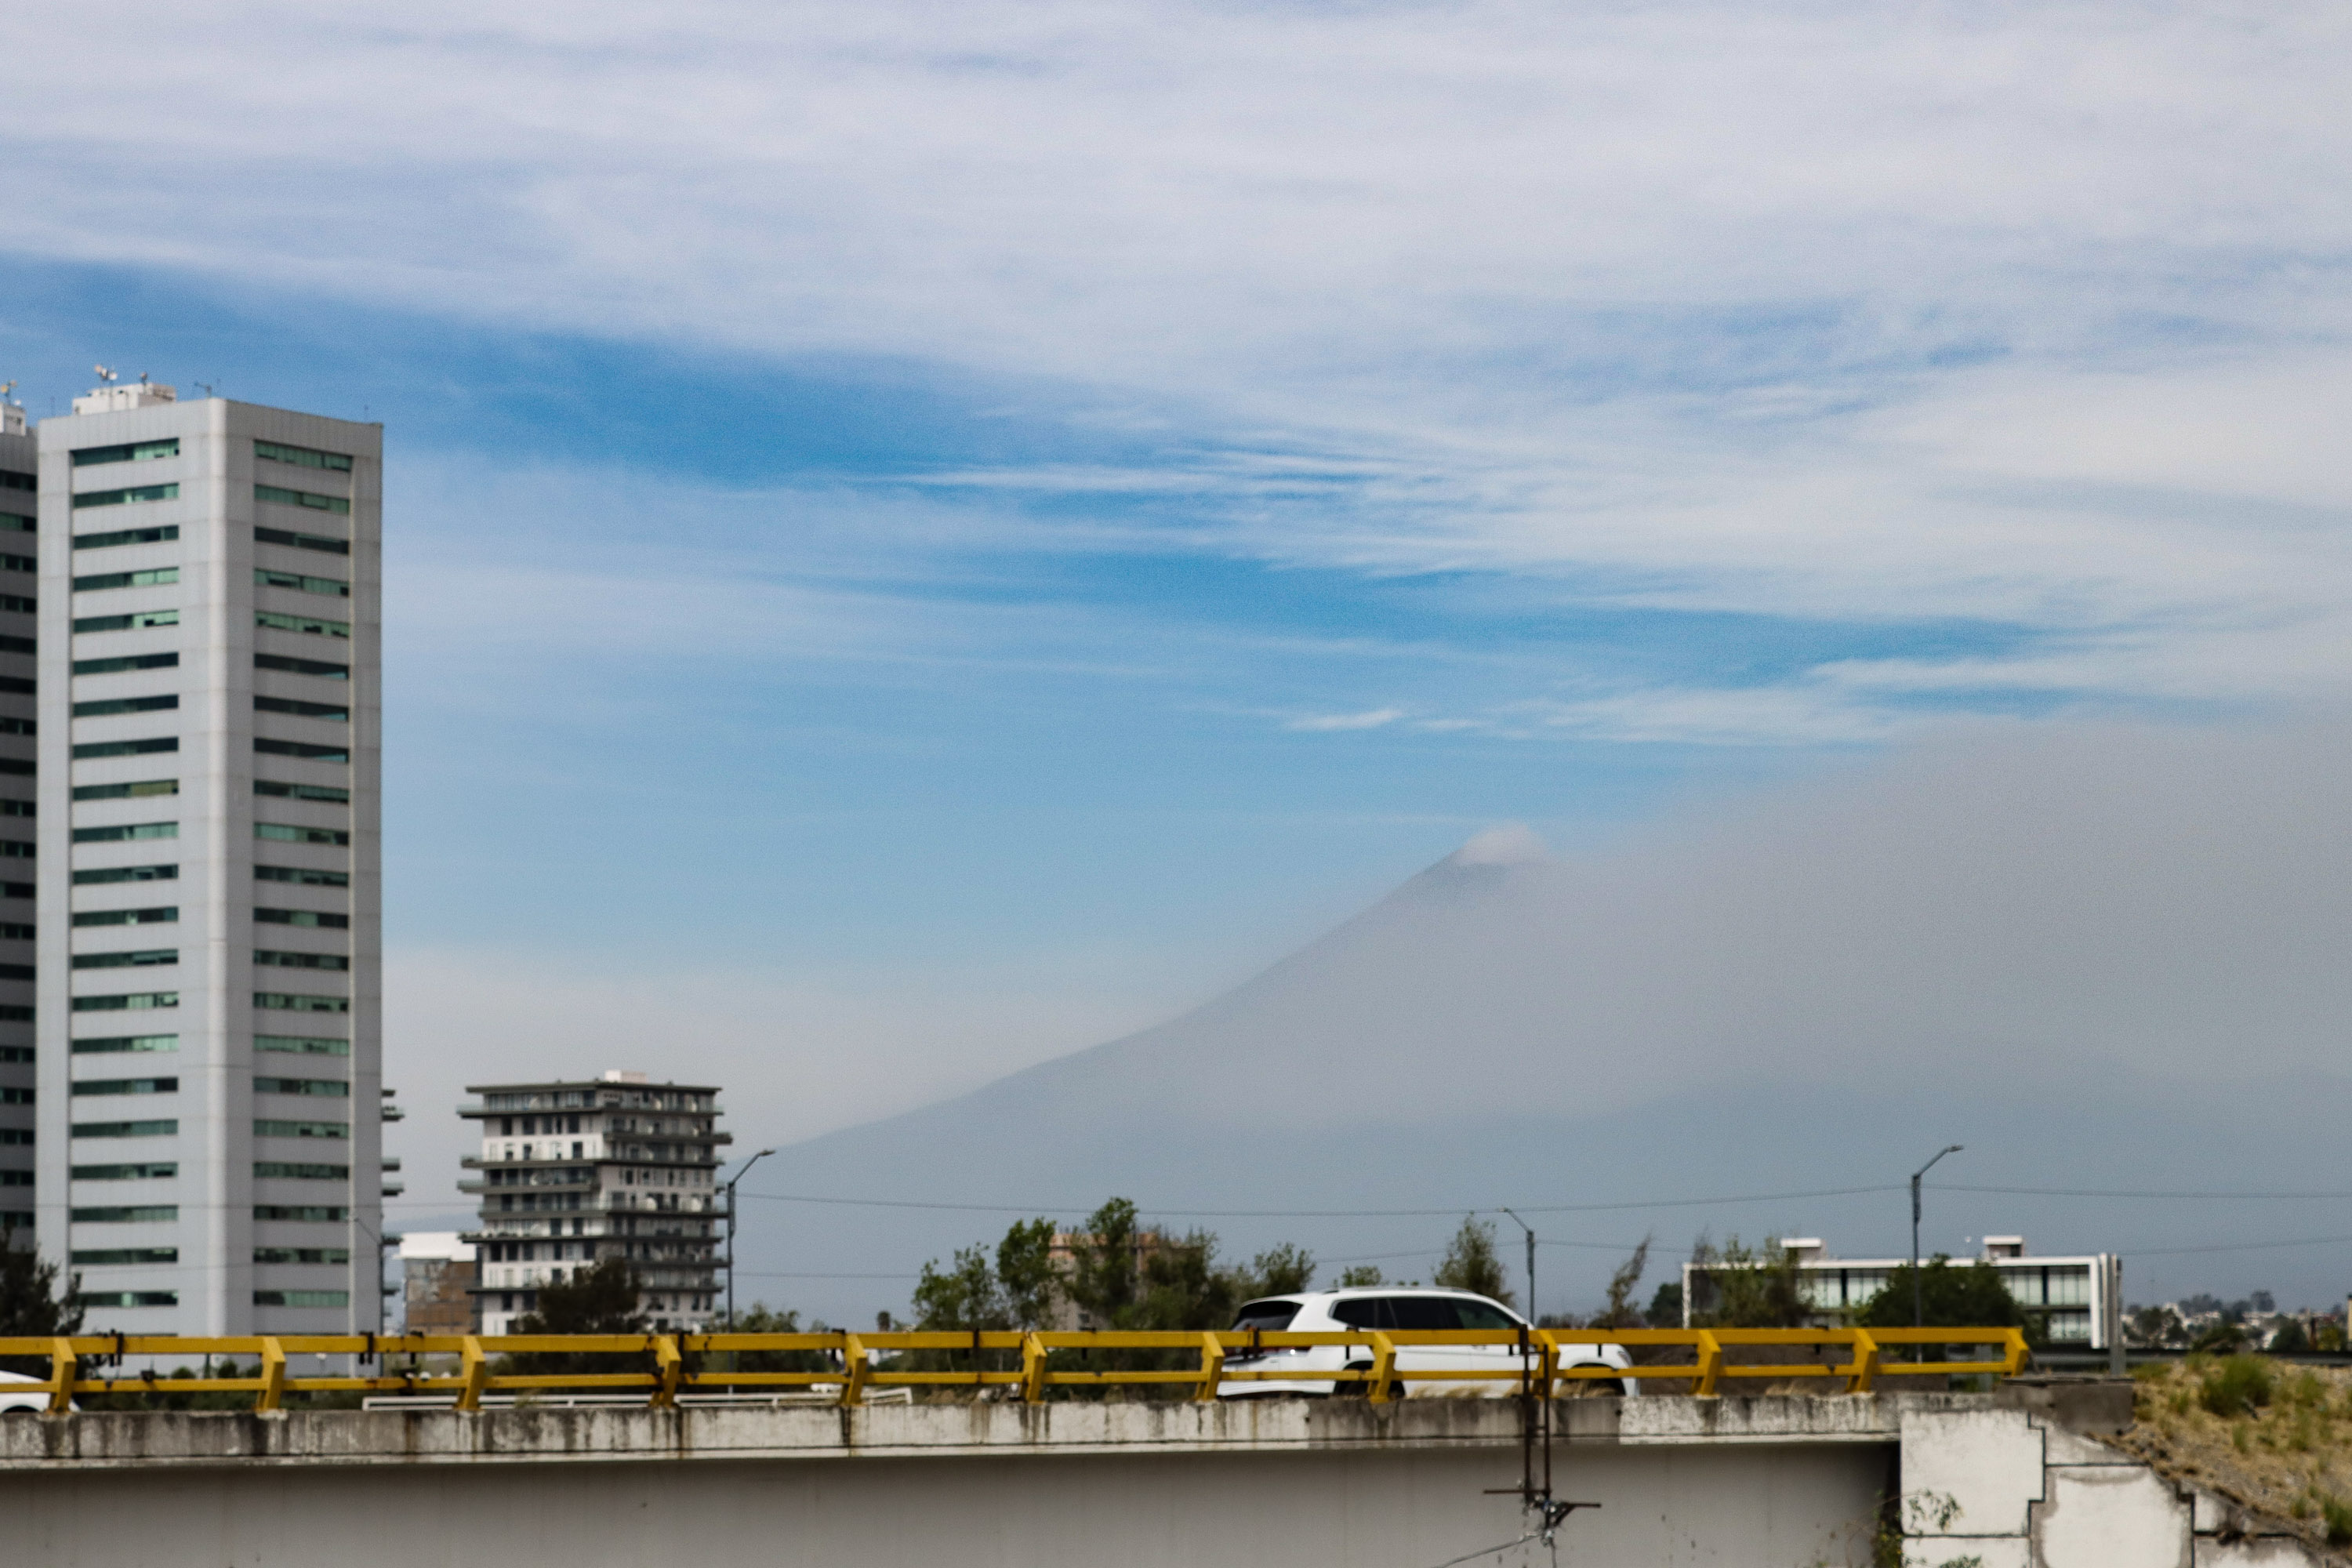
[27,379,383,1334]
[0,395,35,1233]
[1682,1235,2124,1348]
[461,1073,729,1334]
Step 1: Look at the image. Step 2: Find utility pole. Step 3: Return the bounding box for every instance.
[723,1148,775,1330]
[1911,1145,1964,1329]
[1500,1208,1536,1320]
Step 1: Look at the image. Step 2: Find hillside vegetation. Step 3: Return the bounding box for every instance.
[2118,1356,2352,1556]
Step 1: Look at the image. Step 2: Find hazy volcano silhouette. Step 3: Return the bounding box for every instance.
[745,717,2352,1324]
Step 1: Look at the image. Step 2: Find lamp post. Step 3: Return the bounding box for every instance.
[1911,1145,1963,1328]
[724,1148,775,1330]
[1499,1208,1537,1322]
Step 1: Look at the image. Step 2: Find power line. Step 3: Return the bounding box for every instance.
[1944,1184,2352,1202]
[733,1182,1907,1219]
[2127,1232,2352,1258]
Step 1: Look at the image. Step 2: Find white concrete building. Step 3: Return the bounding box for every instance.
[460,1072,730,1334]
[0,392,34,1234]
[28,380,383,1335]
[1684,1235,2124,1349]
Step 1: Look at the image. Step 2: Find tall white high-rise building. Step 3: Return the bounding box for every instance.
[27,380,383,1335]
[0,393,36,1232]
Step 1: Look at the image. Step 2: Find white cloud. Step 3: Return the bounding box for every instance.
[1286,707,1406,731]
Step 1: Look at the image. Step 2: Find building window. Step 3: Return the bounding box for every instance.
[254,484,350,515]
[69,1076,176,1095]
[74,525,180,551]
[70,1162,177,1181]
[256,1035,348,1056]
[0,802,28,822]
[256,527,348,556]
[71,992,180,1011]
[73,864,177,885]
[254,1247,350,1264]
[69,1205,177,1223]
[71,908,177,927]
[71,1035,178,1054]
[74,610,179,633]
[255,568,349,598]
[255,781,347,803]
[73,568,179,592]
[254,1289,351,1308]
[256,823,349,846]
[0,594,32,615]
[255,739,349,763]
[72,738,178,760]
[73,1290,179,1308]
[255,696,349,722]
[254,1162,349,1180]
[71,822,178,844]
[70,1120,177,1138]
[0,554,33,574]
[254,993,348,1014]
[71,1248,177,1265]
[254,1120,347,1139]
[73,654,178,677]
[256,950,349,971]
[70,949,179,969]
[71,439,180,467]
[72,779,177,800]
[255,655,347,681]
[254,441,352,474]
[256,909,348,929]
[71,485,181,510]
[253,1205,349,1221]
[256,865,346,887]
[255,1076,349,1097]
[72,695,176,720]
[0,509,29,527]
[256,611,349,638]
[0,474,30,493]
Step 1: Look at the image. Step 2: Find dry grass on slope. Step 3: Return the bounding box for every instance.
[2113,1356,2352,1557]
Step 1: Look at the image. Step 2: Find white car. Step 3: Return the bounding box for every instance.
[0,1370,60,1415]
[1218,1287,1636,1398]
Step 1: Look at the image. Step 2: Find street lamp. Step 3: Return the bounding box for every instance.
[724,1148,775,1330]
[1499,1209,1537,1323]
[1911,1145,1964,1328]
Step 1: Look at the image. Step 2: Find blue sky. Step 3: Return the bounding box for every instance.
[5,0,2351,1229]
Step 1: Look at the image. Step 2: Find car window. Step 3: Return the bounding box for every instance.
[1388,1298,1461,1331]
[1232,1299,1301,1332]
[1454,1300,1518,1332]
[1330,1297,1393,1330]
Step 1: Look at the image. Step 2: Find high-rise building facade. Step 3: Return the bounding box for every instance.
[0,394,36,1234]
[29,381,383,1335]
[460,1073,729,1334]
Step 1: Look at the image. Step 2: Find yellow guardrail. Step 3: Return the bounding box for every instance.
[0,1327,2028,1414]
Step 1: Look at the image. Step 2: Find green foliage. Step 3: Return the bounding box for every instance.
[2198,1355,2274,1419]
[1248,1243,1316,1296]
[1646,1280,1684,1328]
[1690,1234,1808,1330]
[505,1257,650,1376]
[1855,1255,2041,1348]
[726,1303,834,1376]
[0,1228,83,1377]
[2193,1319,2251,1355]
[1588,1239,1650,1330]
[2269,1318,2313,1356]
[1432,1216,1512,1306]
[1334,1265,1385,1289]
[2322,1494,2352,1548]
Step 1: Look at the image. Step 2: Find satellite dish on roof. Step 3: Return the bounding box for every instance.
[93,365,116,383]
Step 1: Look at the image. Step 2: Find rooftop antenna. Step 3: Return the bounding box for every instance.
[0,383,15,400]
[93,365,116,383]
[193,380,216,398]
[137,372,150,386]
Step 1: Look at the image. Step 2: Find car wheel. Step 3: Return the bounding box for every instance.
[1336,1361,1376,1398]
[1557,1370,1627,1399]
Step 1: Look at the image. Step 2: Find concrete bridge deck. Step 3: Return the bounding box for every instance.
[0,1392,2324,1566]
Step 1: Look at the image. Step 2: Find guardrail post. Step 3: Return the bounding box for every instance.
[2002,1327,2030,1378]
[47,1338,75,1414]
[652,1334,683,1408]
[1367,1333,1399,1404]
[1845,1328,1880,1394]
[456,1336,489,1412]
[1194,1332,1225,1403]
[839,1334,869,1407]
[1693,1330,1724,1398]
[1021,1333,1048,1403]
[1532,1331,1559,1400]
[256,1338,288,1413]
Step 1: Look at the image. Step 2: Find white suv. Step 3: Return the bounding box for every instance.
[1217,1287,1636,1398]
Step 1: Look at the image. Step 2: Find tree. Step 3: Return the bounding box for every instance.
[1687,1235,1808,1329]
[0,1229,82,1377]
[506,1257,649,1376]
[1065,1198,1146,1330]
[1646,1280,1684,1329]
[912,1244,1005,1331]
[1334,1265,1385,1289]
[1590,1239,1652,1329]
[1245,1243,1316,1297]
[1432,1216,1513,1306]
[1855,1255,2040,1348]
[996,1218,1058,1330]
[2268,1318,2312,1356]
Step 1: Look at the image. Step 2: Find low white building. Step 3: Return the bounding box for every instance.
[1684,1235,2123,1349]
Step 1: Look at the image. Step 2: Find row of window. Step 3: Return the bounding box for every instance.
[72,1162,348,1181]
[77,1250,349,1267]
[68,1034,347,1055]
[71,609,352,639]
[71,993,350,1014]
[68,481,350,517]
[67,695,348,722]
[72,1291,351,1309]
[65,438,347,473]
[71,567,349,597]
[74,524,348,558]
[71,864,348,887]
[72,737,353,763]
[67,652,348,683]
[71,1075,343,1094]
